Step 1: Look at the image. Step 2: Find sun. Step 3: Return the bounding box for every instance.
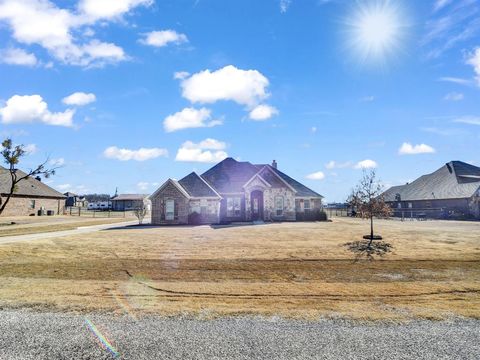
[345,0,407,66]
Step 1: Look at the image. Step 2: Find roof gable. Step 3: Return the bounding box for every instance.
[179,172,221,198]
[268,166,323,198]
[150,179,191,200]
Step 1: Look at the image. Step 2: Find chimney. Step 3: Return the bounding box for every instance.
[272,160,278,169]
[35,176,41,182]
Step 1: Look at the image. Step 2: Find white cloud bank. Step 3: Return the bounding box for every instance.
[0,0,150,67]
[249,104,278,121]
[398,142,436,155]
[140,30,188,47]
[454,116,480,126]
[444,92,464,101]
[467,47,480,86]
[104,146,168,161]
[163,107,222,133]
[180,65,270,107]
[175,138,228,163]
[354,159,378,169]
[0,95,74,127]
[0,47,37,66]
[306,171,325,180]
[62,92,96,106]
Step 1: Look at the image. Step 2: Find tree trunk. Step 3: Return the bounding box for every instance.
[368,215,374,248]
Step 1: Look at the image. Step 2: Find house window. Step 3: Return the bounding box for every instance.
[227,197,241,217]
[191,202,200,214]
[275,196,284,216]
[397,203,402,209]
[304,200,311,211]
[165,200,175,220]
[30,200,36,209]
[408,203,413,209]
[200,199,208,215]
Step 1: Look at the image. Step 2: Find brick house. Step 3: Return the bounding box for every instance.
[0,167,66,217]
[382,161,480,220]
[150,158,323,225]
[111,194,151,211]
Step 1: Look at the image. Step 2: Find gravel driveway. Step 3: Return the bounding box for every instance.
[0,310,479,359]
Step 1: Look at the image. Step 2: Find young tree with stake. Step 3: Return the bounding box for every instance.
[345,169,393,260]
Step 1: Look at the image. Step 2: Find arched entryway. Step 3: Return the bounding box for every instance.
[250,190,264,221]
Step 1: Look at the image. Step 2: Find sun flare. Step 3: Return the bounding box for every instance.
[346,0,407,65]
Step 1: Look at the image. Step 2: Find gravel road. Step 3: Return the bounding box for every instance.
[0,310,478,359]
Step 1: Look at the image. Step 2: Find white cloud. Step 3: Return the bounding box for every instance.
[78,0,152,21]
[311,126,317,133]
[360,95,375,102]
[0,95,75,127]
[0,48,37,66]
[173,71,190,80]
[354,159,378,169]
[280,0,291,13]
[56,183,89,193]
[180,65,270,107]
[248,104,278,121]
[104,146,168,161]
[443,92,464,101]
[137,181,149,191]
[306,171,325,180]
[24,143,38,154]
[175,138,228,163]
[398,142,436,155]
[49,157,65,166]
[140,30,188,47]
[0,0,144,67]
[62,92,96,106]
[453,116,480,126]
[438,77,473,86]
[325,161,352,169]
[466,47,480,86]
[163,107,222,133]
[433,0,452,12]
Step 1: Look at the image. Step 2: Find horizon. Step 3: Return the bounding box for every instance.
[1,0,479,203]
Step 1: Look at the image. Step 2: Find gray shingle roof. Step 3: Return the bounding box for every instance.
[111,194,148,201]
[0,166,65,198]
[383,161,480,201]
[178,172,220,198]
[201,158,323,198]
[269,166,323,198]
[201,158,259,193]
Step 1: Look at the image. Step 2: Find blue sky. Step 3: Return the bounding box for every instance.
[0,0,479,202]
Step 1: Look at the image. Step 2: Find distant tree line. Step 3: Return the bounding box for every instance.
[83,194,111,202]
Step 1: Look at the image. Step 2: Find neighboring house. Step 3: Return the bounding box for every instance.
[64,192,87,208]
[0,167,66,217]
[151,158,324,225]
[111,194,150,211]
[382,161,480,220]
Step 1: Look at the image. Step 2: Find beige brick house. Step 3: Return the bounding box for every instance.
[150,158,323,225]
[0,167,66,217]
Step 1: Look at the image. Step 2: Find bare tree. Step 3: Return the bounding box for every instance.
[134,201,148,225]
[0,139,57,216]
[345,169,393,260]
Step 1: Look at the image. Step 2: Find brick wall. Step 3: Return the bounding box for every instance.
[151,182,189,225]
[0,196,65,217]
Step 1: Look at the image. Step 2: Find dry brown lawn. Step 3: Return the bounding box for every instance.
[0,215,134,237]
[0,217,479,320]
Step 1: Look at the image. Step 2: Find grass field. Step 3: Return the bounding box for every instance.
[0,215,135,237]
[0,217,479,320]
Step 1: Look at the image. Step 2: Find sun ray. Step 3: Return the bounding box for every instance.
[344,0,409,67]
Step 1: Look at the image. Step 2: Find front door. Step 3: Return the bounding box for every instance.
[251,190,264,221]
